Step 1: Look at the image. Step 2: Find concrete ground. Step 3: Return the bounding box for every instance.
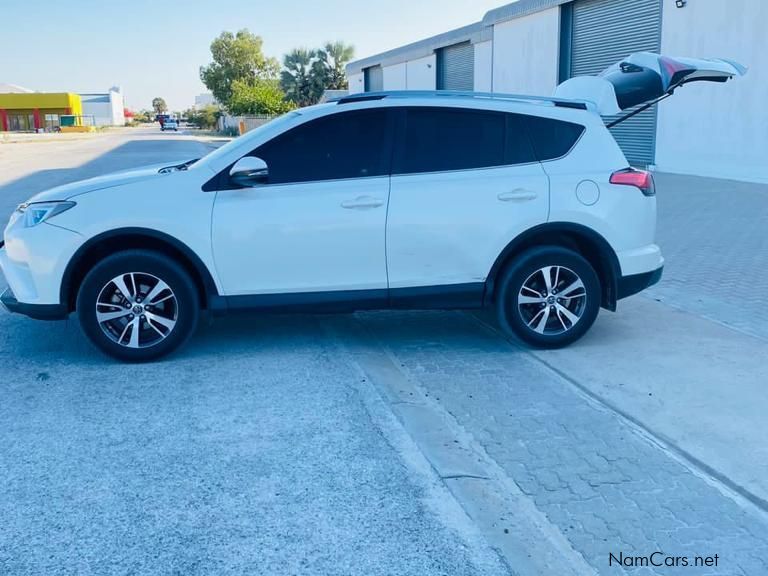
[0,128,766,575]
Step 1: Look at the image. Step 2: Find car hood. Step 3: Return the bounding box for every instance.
[23,159,191,203]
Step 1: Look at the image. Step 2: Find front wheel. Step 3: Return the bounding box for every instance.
[77,250,199,361]
[495,246,601,348]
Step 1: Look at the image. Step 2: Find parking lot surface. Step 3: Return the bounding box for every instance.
[1,129,767,575]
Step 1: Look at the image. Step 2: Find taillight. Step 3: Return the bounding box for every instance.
[610,168,655,196]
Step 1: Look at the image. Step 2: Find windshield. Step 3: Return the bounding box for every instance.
[190,111,301,170]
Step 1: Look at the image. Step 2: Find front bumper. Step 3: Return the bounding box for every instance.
[617,266,664,300]
[1,218,82,309]
[1,286,69,320]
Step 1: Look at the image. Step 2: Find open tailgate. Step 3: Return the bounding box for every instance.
[554,52,747,117]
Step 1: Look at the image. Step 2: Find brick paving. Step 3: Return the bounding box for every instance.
[356,310,768,576]
[648,173,768,340]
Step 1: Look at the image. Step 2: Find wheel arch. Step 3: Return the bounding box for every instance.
[486,222,620,311]
[61,228,219,312]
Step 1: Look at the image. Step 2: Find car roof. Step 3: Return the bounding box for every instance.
[333,90,595,113]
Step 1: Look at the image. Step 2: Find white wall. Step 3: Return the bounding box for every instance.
[406,54,436,89]
[348,72,364,94]
[474,40,493,92]
[491,8,560,95]
[110,90,125,126]
[655,0,767,182]
[81,100,112,126]
[81,89,125,126]
[383,62,407,90]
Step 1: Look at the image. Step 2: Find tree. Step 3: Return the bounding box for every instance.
[200,29,280,108]
[186,105,220,129]
[281,48,321,107]
[152,97,168,114]
[228,79,294,116]
[135,109,153,123]
[313,41,355,90]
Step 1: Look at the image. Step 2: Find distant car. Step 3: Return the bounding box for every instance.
[0,52,746,361]
[161,119,178,132]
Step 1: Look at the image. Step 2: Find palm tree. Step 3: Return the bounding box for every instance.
[281,49,318,107]
[313,42,355,91]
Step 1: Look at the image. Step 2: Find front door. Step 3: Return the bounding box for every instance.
[211,108,392,297]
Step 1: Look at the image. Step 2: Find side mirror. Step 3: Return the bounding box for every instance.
[229,156,269,187]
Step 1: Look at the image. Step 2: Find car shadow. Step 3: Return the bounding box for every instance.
[0,306,619,367]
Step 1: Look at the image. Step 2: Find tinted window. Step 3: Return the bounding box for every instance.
[252,109,389,184]
[397,107,506,174]
[506,114,538,165]
[523,115,585,161]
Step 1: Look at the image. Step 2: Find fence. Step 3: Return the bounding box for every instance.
[217,114,276,135]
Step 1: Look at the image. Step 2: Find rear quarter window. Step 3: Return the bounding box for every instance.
[523,116,585,161]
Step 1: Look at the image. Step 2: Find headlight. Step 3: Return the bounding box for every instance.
[16,201,76,228]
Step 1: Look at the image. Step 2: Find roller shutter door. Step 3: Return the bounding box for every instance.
[364,66,383,92]
[570,0,662,165]
[437,42,474,91]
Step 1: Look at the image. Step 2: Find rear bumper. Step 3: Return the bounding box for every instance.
[617,266,663,300]
[1,286,69,320]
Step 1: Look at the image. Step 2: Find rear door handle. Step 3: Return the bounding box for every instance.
[341,196,385,209]
[497,189,538,202]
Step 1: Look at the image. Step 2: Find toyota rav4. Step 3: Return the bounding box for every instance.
[0,52,745,361]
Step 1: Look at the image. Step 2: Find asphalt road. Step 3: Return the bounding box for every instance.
[1,127,767,576]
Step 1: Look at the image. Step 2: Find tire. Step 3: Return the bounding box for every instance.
[495,246,600,349]
[77,250,199,362]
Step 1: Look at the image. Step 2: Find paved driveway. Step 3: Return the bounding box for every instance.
[648,173,768,340]
[1,131,766,576]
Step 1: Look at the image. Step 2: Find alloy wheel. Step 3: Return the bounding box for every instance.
[95,272,178,349]
[517,265,587,335]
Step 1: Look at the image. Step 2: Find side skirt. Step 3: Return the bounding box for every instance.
[208,283,486,316]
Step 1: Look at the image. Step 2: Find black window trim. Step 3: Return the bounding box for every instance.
[202,105,587,191]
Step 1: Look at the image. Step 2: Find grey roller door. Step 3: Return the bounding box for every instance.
[437,42,474,91]
[570,0,662,165]
[364,65,383,92]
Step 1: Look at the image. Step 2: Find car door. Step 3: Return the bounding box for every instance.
[386,106,549,295]
[211,108,392,298]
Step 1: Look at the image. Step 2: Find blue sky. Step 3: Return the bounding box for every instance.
[0,0,507,111]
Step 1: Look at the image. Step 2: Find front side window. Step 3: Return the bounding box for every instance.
[396,107,507,175]
[252,109,390,184]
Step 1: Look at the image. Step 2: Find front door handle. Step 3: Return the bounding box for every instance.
[497,189,538,202]
[341,196,385,209]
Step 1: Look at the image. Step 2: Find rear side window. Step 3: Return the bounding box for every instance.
[523,115,585,161]
[396,107,506,174]
[252,109,390,184]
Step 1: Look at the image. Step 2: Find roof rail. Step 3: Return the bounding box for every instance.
[334,90,589,110]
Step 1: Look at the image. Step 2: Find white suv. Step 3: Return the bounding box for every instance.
[0,52,744,361]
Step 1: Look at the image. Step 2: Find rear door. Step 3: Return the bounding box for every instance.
[386,106,549,294]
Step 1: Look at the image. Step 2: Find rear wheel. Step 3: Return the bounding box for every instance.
[77,250,199,361]
[495,246,600,348]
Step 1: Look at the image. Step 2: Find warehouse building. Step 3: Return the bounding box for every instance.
[0,92,83,132]
[80,87,125,127]
[347,0,766,182]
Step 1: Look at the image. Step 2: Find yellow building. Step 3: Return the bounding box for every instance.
[0,92,83,131]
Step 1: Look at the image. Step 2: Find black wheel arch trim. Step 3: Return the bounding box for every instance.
[485,222,621,311]
[60,227,220,310]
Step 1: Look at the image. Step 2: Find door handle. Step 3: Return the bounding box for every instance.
[341,196,385,209]
[497,189,538,202]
